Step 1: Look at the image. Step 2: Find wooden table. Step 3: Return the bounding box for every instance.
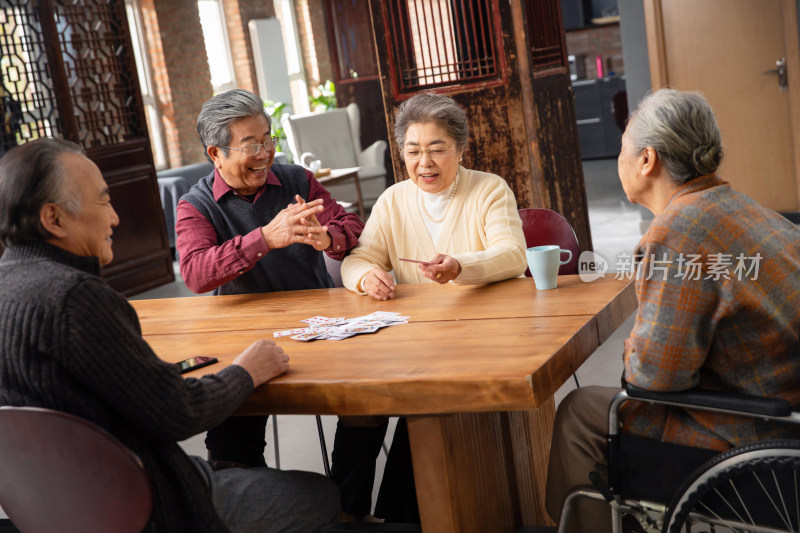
[132,275,636,532]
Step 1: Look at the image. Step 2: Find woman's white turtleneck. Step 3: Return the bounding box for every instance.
[418,179,456,245]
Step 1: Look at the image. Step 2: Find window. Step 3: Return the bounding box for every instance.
[0,3,59,154]
[385,0,505,96]
[274,0,309,114]
[198,0,236,94]
[125,0,167,168]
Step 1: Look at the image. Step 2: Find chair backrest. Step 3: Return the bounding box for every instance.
[156,162,214,188]
[282,106,359,169]
[323,254,344,288]
[0,406,152,533]
[518,208,580,276]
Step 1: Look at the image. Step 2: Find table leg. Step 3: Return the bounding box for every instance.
[352,173,365,220]
[506,397,557,526]
[408,412,517,533]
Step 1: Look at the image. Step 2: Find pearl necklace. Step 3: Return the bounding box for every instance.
[417,171,460,224]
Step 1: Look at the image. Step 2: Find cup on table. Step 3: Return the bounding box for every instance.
[526,245,573,290]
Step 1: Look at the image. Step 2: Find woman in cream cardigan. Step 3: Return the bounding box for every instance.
[333,92,527,524]
[342,92,526,299]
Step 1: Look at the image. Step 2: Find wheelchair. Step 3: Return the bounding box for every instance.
[558,384,800,533]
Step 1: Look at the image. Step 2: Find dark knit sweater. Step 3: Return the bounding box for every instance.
[0,242,254,532]
[182,164,334,295]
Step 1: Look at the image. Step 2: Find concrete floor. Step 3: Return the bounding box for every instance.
[0,157,643,522]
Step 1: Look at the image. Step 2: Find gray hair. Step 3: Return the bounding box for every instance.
[394,92,469,153]
[627,88,723,184]
[0,138,84,247]
[196,89,270,162]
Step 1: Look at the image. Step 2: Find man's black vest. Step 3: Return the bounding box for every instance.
[182,164,333,295]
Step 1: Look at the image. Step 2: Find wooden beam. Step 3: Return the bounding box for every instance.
[643,0,669,89]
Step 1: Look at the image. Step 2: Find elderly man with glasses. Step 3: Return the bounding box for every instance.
[175,89,364,475]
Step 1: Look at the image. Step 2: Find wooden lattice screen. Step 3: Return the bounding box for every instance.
[523,0,568,75]
[1,3,61,155]
[1,0,144,154]
[384,0,506,96]
[0,0,172,296]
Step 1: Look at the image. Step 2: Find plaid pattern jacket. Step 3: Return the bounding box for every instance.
[622,174,800,451]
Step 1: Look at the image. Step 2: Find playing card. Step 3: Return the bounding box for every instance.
[326,331,357,340]
[286,312,408,341]
[378,315,410,323]
[274,327,309,338]
[301,316,346,326]
[344,318,382,328]
[365,311,402,318]
[291,330,324,341]
[345,323,380,334]
[398,258,431,266]
[301,316,331,325]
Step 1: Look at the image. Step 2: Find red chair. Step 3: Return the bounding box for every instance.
[0,406,152,533]
[518,208,580,277]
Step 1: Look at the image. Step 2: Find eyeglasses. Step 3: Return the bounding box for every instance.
[225,137,278,156]
[401,142,455,161]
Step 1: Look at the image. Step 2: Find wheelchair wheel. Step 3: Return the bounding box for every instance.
[662,440,800,533]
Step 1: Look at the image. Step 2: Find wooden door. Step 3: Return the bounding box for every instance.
[367,0,589,526]
[644,0,800,212]
[368,0,592,256]
[0,0,173,295]
[324,0,394,186]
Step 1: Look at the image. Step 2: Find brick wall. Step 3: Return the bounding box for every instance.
[221,0,251,94]
[139,0,175,166]
[565,23,624,79]
[146,0,213,166]
[295,0,333,89]
[141,0,332,166]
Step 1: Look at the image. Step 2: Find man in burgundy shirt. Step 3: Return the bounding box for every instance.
[176,88,364,469]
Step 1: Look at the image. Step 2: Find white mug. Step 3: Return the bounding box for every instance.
[526,245,573,290]
[299,152,322,173]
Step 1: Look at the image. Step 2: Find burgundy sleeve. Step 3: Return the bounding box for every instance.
[305,170,364,260]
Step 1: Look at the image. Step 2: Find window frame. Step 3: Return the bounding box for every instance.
[198,0,237,94]
[380,0,508,100]
[124,0,168,169]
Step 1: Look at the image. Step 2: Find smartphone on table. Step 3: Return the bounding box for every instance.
[176,356,219,374]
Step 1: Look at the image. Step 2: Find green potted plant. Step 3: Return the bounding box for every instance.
[263,100,289,158]
[309,80,336,112]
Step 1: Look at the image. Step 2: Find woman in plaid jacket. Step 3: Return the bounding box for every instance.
[545,88,800,533]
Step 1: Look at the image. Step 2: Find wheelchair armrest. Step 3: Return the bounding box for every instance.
[625,384,792,417]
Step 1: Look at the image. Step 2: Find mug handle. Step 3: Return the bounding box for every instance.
[559,249,573,265]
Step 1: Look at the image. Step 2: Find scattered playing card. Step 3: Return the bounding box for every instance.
[291,330,324,341]
[345,323,381,334]
[364,311,401,319]
[326,332,357,340]
[283,312,408,341]
[274,327,309,338]
[301,316,346,326]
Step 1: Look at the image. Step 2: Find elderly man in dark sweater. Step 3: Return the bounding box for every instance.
[175,89,365,479]
[0,138,339,532]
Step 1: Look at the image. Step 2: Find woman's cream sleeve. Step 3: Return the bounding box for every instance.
[452,177,527,285]
[341,193,396,294]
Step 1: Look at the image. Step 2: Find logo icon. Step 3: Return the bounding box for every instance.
[579,251,608,282]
